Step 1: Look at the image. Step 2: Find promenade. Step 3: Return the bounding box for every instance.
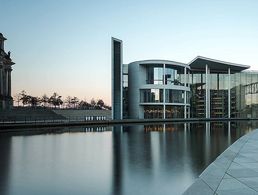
[184,129,258,195]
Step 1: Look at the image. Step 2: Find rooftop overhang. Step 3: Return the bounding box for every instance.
[130,59,190,69]
[189,56,250,73]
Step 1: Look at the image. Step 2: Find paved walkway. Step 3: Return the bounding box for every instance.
[184,129,258,195]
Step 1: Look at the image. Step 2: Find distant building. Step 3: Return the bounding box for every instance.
[0,33,15,110]
[111,37,258,119]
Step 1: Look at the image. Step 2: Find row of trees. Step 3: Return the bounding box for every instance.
[13,90,111,110]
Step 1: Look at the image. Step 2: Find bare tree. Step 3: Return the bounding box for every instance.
[49,92,63,108]
[41,94,49,107]
[90,98,96,107]
[65,96,72,108]
[28,96,40,107]
[71,97,79,108]
[19,90,30,106]
[13,93,21,106]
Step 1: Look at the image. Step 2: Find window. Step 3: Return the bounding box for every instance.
[146,65,163,84]
[140,89,163,103]
[165,90,184,103]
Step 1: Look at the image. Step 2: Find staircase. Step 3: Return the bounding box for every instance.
[0,107,66,121]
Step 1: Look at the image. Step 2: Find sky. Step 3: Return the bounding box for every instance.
[1,0,258,105]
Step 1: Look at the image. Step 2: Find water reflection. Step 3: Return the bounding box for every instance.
[0,135,11,195]
[0,122,258,195]
[111,121,258,195]
[112,126,123,195]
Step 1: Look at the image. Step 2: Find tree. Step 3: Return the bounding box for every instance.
[65,96,72,108]
[49,92,63,108]
[13,93,21,106]
[28,96,40,107]
[41,94,49,107]
[90,98,96,107]
[78,100,91,109]
[97,99,105,107]
[71,96,79,108]
[19,90,30,106]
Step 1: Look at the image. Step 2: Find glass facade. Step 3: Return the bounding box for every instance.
[122,64,128,118]
[190,73,206,118]
[138,63,190,119]
[190,71,258,119]
[165,105,184,118]
[145,64,187,86]
[164,66,184,86]
[165,89,184,103]
[144,105,164,119]
[146,65,164,84]
[234,72,258,118]
[140,89,163,103]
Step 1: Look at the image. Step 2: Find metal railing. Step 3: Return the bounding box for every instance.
[0,115,109,124]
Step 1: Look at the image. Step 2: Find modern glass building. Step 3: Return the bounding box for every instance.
[112,38,258,119]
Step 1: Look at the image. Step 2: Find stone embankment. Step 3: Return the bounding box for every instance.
[184,129,258,195]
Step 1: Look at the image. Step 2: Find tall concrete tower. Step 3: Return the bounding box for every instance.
[0,33,15,110]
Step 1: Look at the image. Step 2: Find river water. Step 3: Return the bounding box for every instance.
[0,122,257,195]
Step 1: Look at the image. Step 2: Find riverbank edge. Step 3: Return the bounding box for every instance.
[0,118,258,133]
[0,118,258,132]
[183,128,258,194]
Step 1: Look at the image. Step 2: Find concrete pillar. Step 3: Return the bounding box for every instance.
[205,65,210,118]
[228,68,231,118]
[0,67,3,96]
[8,70,11,97]
[0,66,2,109]
[5,69,8,96]
[184,67,187,118]
[163,63,166,119]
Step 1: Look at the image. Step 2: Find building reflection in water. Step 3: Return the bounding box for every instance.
[0,135,11,195]
[111,121,257,195]
[1,122,258,195]
[112,126,123,195]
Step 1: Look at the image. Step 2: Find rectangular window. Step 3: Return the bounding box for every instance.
[140,89,163,103]
[165,90,184,103]
[145,65,163,84]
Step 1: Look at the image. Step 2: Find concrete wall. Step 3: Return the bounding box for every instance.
[128,62,140,119]
[53,109,112,120]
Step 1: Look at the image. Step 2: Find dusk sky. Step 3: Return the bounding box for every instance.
[1,0,258,104]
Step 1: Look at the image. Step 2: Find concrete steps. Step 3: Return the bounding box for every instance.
[0,107,66,121]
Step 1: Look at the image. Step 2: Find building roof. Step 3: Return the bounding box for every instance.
[189,56,250,73]
[129,59,190,69]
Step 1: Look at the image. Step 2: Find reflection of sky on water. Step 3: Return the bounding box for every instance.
[0,122,257,195]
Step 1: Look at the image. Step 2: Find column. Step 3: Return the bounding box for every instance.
[184,67,187,118]
[163,64,166,119]
[205,65,210,118]
[2,69,6,109]
[228,68,231,118]
[5,70,8,96]
[0,67,3,96]
[0,66,2,109]
[208,68,210,117]
[8,70,11,97]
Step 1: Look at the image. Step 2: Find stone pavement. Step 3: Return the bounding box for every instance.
[184,129,258,195]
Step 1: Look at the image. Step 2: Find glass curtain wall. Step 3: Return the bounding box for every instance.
[122,64,128,118]
[146,65,164,84]
[143,63,190,119]
[140,89,163,103]
[210,73,229,118]
[191,71,258,119]
[239,72,258,118]
[165,90,184,103]
[164,65,184,86]
[190,73,206,118]
[144,106,163,119]
[165,106,184,118]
